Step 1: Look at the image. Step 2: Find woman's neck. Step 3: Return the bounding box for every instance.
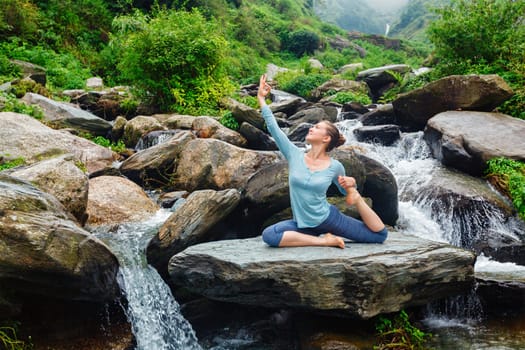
[306,145,328,160]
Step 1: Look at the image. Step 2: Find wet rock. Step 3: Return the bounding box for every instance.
[424,111,525,176]
[393,74,514,131]
[85,175,159,227]
[147,189,241,276]
[168,231,476,319]
[0,112,117,174]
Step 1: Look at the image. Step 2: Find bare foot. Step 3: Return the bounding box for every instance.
[323,233,345,249]
[345,187,362,206]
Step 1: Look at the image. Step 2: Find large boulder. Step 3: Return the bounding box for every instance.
[147,189,241,276]
[228,98,266,131]
[10,59,46,86]
[168,232,476,319]
[122,115,166,148]
[393,74,514,131]
[239,122,278,151]
[85,175,159,227]
[120,130,195,187]
[171,138,281,192]
[0,175,119,316]
[310,78,369,102]
[0,112,117,174]
[356,64,411,101]
[21,93,112,136]
[8,154,89,225]
[192,116,247,147]
[353,151,399,226]
[424,111,525,176]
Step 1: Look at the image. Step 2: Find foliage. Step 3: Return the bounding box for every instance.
[378,70,433,103]
[112,8,235,114]
[375,310,432,350]
[79,132,127,153]
[426,0,525,119]
[0,91,44,119]
[32,0,113,52]
[281,29,320,57]
[330,91,371,105]
[219,111,239,131]
[428,0,525,65]
[0,325,32,350]
[276,71,331,99]
[0,40,92,90]
[0,0,40,41]
[485,157,525,221]
[0,54,21,83]
[0,156,25,171]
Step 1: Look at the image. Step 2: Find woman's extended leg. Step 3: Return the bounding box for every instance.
[318,205,388,243]
[262,220,345,248]
[346,187,385,233]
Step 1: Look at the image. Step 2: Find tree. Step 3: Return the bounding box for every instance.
[427,0,525,65]
[283,29,320,57]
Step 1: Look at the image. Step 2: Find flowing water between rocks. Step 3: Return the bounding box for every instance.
[338,119,525,350]
[91,118,524,349]
[93,210,202,350]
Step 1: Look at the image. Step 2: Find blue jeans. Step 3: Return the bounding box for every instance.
[262,205,388,247]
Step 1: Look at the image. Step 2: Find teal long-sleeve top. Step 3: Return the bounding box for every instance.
[261,105,347,228]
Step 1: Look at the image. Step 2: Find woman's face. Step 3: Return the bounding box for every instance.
[306,122,330,145]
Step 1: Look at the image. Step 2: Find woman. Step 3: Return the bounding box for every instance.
[258,74,388,248]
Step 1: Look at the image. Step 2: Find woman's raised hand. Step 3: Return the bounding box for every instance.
[257,74,272,105]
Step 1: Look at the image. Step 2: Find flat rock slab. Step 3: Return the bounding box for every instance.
[169,232,476,319]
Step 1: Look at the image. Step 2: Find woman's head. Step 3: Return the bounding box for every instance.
[319,121,345,152]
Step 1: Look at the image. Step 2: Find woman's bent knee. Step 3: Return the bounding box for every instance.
[262,226,283,247]
[375,227,388,243]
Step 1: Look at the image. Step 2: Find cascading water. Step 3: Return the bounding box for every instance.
[337,118,525,349]
[93,209,202,350]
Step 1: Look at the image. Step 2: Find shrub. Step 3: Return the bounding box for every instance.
[277,72,331,99]
[330,91,371,105]
[219,111,239,131]
[0,0,40,41]
[113,8,234,114]
[0,91,43,119]
[282,29,320,57]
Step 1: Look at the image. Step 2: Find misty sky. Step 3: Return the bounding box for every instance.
[365,0,409,13]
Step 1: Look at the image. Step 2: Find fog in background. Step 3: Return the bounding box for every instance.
[365,0,410,13]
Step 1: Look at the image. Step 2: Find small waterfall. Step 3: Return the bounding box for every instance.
[336,118,524,327]
[337,119,522,248]
[135,130,180,151]
[94,210,202,350]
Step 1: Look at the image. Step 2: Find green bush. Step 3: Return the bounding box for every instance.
[113,8,234,114]
[0,91,43,119]
[485,157,525,221]
[428,0,525,65]
[0,0,40,41]
[219,111,239,131]
[1,40,92,90]
[282,29,320,57]
[277,72,331,99]
[330,91,371,105]
[426,0,525,119]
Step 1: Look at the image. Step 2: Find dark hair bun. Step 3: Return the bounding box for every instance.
[336,134,346,147]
